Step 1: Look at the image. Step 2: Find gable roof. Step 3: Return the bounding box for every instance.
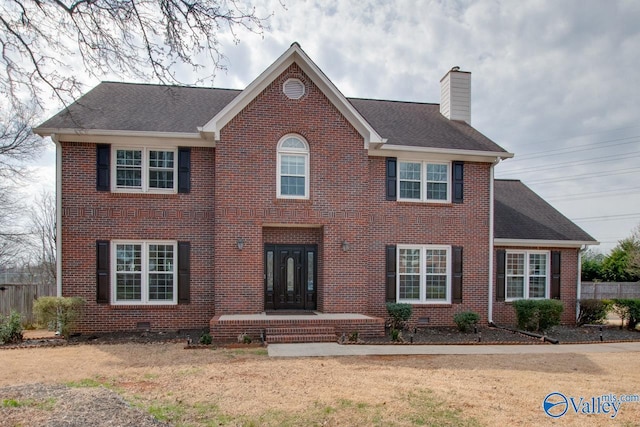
[494,179,597,246]
[34,44,511,158]
[200,42,384,146]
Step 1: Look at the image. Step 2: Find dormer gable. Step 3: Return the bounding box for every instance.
[198,42,384,148]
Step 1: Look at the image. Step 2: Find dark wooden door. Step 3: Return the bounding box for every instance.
[264,245,316,311]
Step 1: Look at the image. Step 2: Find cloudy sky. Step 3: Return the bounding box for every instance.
[31,0,640,253]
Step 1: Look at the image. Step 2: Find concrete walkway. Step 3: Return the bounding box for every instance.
[268,341,640,357]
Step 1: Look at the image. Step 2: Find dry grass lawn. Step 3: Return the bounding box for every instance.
[1,343,640,426]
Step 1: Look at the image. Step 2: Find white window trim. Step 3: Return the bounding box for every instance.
[398,160,451,203]
[397,244,452,304]
[111,146,178,194]
[276,134,310,199]
[111,240,178,305]
[505,250,551,301]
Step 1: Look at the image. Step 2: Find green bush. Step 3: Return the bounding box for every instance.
[33,297,85,338]
[453,311,480,332]
[612,299,640,330]
[512,299,564,332]
[386,302,412,331]
[577,299,612,326]
[0,311,23,344]
[199,332,212,345]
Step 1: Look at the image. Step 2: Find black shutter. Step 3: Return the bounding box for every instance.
[452,161,464,203]
[551,251,561,299]
[178,241,191,304]
[178,148,191,193]
[386,158,397,201]
[385,245,397,302]
[96,240,110,303]
[452,246,463,303]
[496,249,506,302]
[96,144,110,191]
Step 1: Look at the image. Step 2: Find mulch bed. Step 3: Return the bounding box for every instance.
[355,324,640,345]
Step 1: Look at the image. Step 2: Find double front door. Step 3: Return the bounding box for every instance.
[264,245,317,311]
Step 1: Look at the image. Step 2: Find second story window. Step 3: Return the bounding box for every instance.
[113,147,176,193]
[398,161,450,203]
[277,135,309,199]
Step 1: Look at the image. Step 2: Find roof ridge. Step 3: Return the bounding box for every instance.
[98,81,243,92]
[348,96,439,106]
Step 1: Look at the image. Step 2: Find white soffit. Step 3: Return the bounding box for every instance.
[199,43,384,147]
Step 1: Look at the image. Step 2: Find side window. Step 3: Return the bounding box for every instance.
[277,135,309,199]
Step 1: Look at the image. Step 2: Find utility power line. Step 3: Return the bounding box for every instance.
[499,151,640,175]
[525,166,640,185]
[507,135,640,162]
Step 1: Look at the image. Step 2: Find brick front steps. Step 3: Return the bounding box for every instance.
[210,313,385,343]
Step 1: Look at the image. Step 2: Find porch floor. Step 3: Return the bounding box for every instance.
[210,312,386,343]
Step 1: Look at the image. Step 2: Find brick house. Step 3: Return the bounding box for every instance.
[35,43,596,341]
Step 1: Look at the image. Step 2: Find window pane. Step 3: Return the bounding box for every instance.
[149,245,174,272]
[307,252,314,291]
[426,163,447,181]
[426,182,447,200]
[116,273,141,300]
[149,274,173,301]
[399,249,420,274]
[148,151,174,189]
[529,254,547,275]
[399,162,421,199]
[506,253,525,275]
[281,176,305,196]
[281,137,306,150]
[426,164,448,200]
[529,276,546,298]
[266,251,274,291]
[281,155,305,175]
[149,151,174,168]
[116,244,141,272]
[507,277,525,299]
[425,249,447,274]
[116,150,142,188]
[400,181,421,199]
[425,275,447,299]
[400,275,420,299]
[287,257,294,292]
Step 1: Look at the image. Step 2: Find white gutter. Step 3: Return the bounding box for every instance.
[370,144,514,160]
[53,134,63,297]
[488,158,500,324]
[494,238,599,248]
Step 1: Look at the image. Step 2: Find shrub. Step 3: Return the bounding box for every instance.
[386,303,412,331]
[453,311,480,332]
[33,297,85,338]
[512,299,564,332]
[199,332,212,345]
[577,299,612,326]
[612,299,640,330]
[0,311,23,344]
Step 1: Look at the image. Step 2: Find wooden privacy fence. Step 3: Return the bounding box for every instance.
[0,283,56,324]
[581,282,640,300]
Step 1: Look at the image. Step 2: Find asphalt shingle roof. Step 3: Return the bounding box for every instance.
[494,179,596,242]
[38,82,507,153]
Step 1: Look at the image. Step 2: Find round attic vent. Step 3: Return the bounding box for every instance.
[283,78,305,100]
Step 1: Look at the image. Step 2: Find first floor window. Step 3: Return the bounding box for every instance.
[113,241,177,304]
[398,245,451,303]
[114,147,176,192]
[506,251,549,300]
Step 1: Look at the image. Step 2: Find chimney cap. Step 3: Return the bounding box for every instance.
[451,66,461,72]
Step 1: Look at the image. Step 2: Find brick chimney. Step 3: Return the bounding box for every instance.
[440,67,471,124]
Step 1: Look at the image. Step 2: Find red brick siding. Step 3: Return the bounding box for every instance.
[492,246,579,326]
[60,143,215,332]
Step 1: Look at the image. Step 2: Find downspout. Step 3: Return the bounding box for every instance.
[53,134,63,298]
[576,245,587,321]
[488,157,500,324]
